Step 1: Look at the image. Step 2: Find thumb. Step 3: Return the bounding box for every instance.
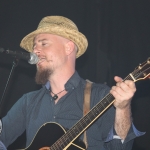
[114,76,123,83]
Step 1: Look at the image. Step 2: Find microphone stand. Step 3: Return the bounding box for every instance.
[0,58,19,116]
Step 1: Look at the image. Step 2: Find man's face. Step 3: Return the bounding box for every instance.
[33,33,69,84]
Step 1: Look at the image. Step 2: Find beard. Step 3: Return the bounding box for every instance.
[35,68,52,85]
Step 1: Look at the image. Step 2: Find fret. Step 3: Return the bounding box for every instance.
[102,98,111,107]
[90,107,100,118]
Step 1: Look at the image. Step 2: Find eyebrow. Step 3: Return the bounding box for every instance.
[38,39,48,42]
[33,38,49,43]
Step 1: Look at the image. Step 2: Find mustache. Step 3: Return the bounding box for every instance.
[37,57,52,65]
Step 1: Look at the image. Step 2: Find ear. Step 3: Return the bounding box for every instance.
[65,41,75,56]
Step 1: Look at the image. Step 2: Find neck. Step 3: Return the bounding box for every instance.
[49,68,75,93]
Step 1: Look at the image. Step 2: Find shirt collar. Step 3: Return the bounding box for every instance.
[44,71,81,91]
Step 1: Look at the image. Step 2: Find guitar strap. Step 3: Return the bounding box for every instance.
[83,79,93,149]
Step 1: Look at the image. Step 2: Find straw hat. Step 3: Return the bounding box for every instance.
[20,16,88,58]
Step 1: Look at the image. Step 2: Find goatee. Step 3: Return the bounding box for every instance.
[35,69,52,85]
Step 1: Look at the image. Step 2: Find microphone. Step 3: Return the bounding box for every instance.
[0,48,39,64]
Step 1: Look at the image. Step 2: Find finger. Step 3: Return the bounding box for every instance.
[110,86,123,98]
[116,80,136,93]
[111,83,132,99]
[124,80,136,90]
[117,82,130,92]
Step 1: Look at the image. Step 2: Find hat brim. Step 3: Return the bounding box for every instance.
[20,25,88,58]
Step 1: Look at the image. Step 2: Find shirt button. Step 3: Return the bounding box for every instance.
[53,116,56,119]
[72,87,74,89]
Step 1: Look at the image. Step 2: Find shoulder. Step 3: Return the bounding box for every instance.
[92,82,110,95]
[82,78,110,93]
[82,80,111,107]
[91,83,110,101]
[79,78,110,95]
[24,86,46,98]
[15,87,46,106]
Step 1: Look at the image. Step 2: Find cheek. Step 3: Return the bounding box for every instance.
[42,48,66,67]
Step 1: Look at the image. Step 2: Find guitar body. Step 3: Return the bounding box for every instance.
[23,122,86,150]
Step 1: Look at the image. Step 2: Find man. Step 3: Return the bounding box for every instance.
[0,16,144,150]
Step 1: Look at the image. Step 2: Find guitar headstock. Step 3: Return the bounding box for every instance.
[132,58,150,82]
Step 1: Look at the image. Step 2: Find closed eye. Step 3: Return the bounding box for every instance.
[42,42,50,47]
[42,43,47,46]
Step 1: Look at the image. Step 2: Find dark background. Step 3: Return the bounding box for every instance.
[0,0,150,149]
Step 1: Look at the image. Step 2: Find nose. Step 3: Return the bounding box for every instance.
[33,44,41,55]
